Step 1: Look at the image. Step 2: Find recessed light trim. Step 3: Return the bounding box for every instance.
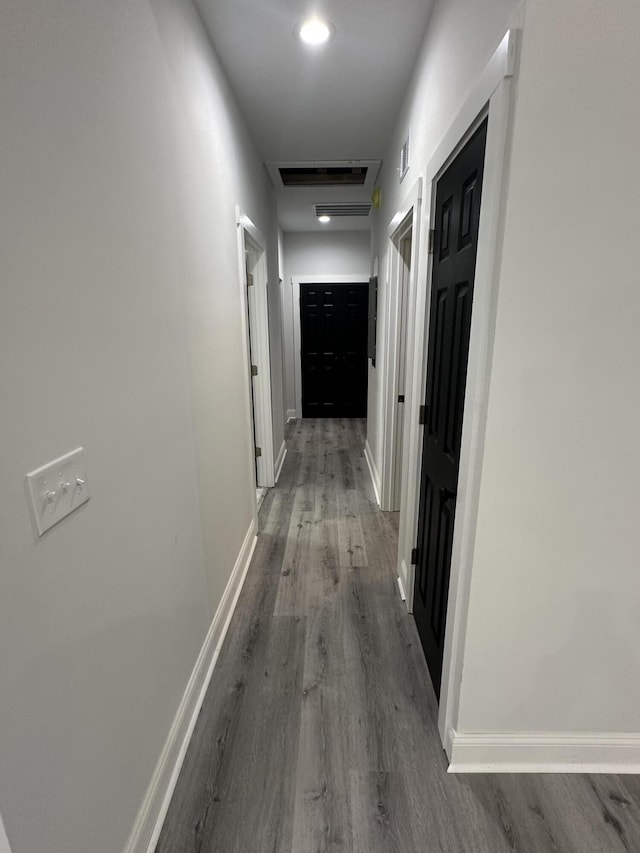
[318,215,331,224]
[297,17,335,46]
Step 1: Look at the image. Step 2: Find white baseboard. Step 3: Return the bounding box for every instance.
[0,815,12,853]
[396,575,406,601]
[447,729,640,774]
[274,441,287,483]
[286,409,297,423]
[363,439,381,506]
[124,520,258,853]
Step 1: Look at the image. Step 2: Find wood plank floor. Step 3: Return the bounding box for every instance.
[157,418,640,852]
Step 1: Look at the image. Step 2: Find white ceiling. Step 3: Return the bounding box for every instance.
[195,0,434,231]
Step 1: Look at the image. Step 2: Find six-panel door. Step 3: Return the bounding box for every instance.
[413,120,488,698]
[300,283,368,417]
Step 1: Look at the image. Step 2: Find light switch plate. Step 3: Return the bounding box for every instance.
[26,448,90,536]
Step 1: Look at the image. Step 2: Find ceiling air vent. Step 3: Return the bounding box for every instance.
[314,202,372,218]
[280,166,367,187]
[266,160,381,191]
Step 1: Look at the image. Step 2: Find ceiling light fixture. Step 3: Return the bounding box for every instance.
[297,17,335,46]
[318,215,331,224]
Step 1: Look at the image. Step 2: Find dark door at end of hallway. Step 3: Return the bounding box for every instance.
[413,118,488,699]
[300,282,368,417]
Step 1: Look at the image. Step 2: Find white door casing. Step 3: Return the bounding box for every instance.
[236,209,275,492]
[393,30,521,755]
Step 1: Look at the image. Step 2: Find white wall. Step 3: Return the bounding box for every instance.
[457,0,640,736]
[281,231,371,417]
[0,1,278,851]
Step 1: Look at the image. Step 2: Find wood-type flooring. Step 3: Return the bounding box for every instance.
[157,418,640,852]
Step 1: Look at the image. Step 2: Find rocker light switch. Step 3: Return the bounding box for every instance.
[26,448,90,536]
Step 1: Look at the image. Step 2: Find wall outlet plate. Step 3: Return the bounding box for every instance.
[26,447,90,536]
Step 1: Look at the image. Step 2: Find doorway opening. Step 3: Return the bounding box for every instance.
[237,211,275,498]
[381,182,422,512]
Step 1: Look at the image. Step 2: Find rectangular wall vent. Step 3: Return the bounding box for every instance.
[314,202,372,218]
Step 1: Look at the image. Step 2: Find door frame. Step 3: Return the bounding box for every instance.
[236,208,275,490]
[291,275,369,419]
[396,29,520,756]
[380,178,423,511]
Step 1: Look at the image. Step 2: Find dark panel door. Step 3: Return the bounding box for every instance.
[300,283,368,417]
[413,119,488,697]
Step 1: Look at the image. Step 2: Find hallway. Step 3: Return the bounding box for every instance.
[157,420,640,852]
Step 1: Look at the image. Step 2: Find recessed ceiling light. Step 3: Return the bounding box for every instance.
[298,17,335,46]
[318,215,331,224]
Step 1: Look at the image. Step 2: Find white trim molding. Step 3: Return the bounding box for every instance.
[437,26,521,757]
[447,730,640,774]
[291,274,369,419]
[398,558,411,610]
[396,575,407,602]
[124,520,258,853]
[286,409,297,423]
[363,439,381,506]
[274,440,287,483]
[0,815,12,853]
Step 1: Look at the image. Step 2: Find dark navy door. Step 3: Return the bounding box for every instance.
[413,120,488,697]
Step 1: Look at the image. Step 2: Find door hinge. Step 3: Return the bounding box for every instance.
[398,394,405,403]
[411,548,419,565]
[251,364,258,377]
[427,228,436,255]
[246,273,254,287]
[419,404,426,425]
[254,446,262,458]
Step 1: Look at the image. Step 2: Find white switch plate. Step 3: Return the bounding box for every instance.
[26,448,90,536]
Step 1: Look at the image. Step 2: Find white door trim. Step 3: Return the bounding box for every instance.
[380,177,423,511]
[236,209,276,490]
[395,29,521,757]
[291,275,369,419]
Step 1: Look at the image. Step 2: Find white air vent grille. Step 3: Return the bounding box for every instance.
[314,202,372,218]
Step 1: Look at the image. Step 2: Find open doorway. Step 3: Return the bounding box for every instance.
[237,210,275,502]
[380,179,423,512]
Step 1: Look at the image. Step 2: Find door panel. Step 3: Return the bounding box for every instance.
[300,283,368,417]
[413,119,488,697]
